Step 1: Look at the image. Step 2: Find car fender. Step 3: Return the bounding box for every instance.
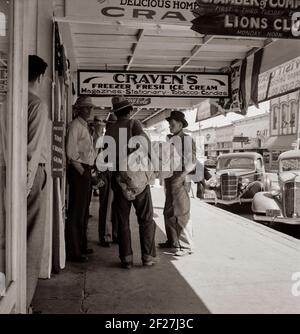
[252,192,282,214]
[241,180,263,199]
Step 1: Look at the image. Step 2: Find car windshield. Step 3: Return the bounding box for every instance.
[280,158,300,172]
[217,157,255,171]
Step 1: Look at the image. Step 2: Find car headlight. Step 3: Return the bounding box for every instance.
[207,176,220,188]
[240,178,250,190]
[270,190,280,197]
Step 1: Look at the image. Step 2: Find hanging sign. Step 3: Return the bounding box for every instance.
[78,71,230,98]
[66,0,199,25]
[52,122,65,178]
[258,56,300,101]
[195,99,221,122]
[127,97,151,106]
[192,0,300,39]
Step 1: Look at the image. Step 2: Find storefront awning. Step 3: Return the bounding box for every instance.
[265,135,297,151]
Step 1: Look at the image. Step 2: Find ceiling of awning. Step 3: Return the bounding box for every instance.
[54,2,299,127]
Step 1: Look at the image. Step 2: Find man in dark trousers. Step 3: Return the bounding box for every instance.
[66,96,96,263]
[159,111,196,257]
[27,55,49,310]
[105,96,157,269]
[96,113,118,247]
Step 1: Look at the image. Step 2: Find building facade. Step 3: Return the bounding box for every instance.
[232,113,269,154]
[215,124,234,155]
[266,90,300,170]
[199,126,217,158]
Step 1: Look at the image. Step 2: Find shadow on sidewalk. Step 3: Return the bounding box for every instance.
[32,197,210,314]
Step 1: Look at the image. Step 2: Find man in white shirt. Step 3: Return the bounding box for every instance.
[66,96,96,262]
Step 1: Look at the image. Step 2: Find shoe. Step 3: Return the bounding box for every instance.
[99,241,111,248]
[158,241,175,249]
[83,248,94,255]
[67,255,88,263]
[121,262,133,269]
[143,260,155,267]
[173,250,193,257]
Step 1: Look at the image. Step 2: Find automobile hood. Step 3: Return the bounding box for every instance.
[279,171,300,183]
[216,169,256,177]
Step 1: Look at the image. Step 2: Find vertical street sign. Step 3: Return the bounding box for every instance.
[51,121,65,178]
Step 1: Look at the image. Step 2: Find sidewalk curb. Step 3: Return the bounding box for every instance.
[191,198,300,253]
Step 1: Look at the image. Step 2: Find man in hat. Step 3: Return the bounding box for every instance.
[93,115,106,147]
[66,96,96,262]
[159,111,197,256]
[105,96,157,269]
[95,113,118,247]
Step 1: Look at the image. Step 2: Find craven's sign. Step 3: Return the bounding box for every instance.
[66,0,198,25]
[192,0,300,39]
[78,71,230,98]
[258,56,300,101]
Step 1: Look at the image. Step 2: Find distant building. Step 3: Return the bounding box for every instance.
[197,126,217,158]
[215,124,234,155]
[265,91,300,171]
[232,113,269,154]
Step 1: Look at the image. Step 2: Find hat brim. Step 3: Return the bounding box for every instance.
[113,104,133,113]
[76,103,95,108]
[104,119,117,124]
[95,121,106,126]
[166,117,188,128]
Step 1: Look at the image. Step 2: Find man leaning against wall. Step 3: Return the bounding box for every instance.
[27,55,50,312]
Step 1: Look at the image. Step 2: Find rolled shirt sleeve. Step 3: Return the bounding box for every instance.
[27,100,48,195]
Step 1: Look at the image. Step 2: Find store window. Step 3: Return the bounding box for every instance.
[290,100,298,134]
[272,105,279,134]
[0,0,9,297]
[281,103,288,132]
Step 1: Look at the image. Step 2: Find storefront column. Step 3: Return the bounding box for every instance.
[37,0,54,279]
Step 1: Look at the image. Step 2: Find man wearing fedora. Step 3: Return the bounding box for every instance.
[159,111,196,257]
[105,96,157,269]
[96,113,118,247]
[66,96,96,262]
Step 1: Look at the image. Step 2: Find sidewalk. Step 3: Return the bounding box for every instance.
[33,187,300,314]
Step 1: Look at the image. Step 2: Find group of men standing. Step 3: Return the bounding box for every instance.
[26,54,197,312]
[65,95,197,269]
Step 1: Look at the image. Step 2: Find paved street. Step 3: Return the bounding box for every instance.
[202,172,300,240]
[216,203,300,240]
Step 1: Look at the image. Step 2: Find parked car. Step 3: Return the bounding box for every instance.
[252,150,300,224]
[203,152,269,205]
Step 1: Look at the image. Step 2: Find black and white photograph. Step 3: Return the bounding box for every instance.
[1,0,300,321]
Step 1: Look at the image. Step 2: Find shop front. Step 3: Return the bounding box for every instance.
[0,0,28,313]
[0,0,72,313]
